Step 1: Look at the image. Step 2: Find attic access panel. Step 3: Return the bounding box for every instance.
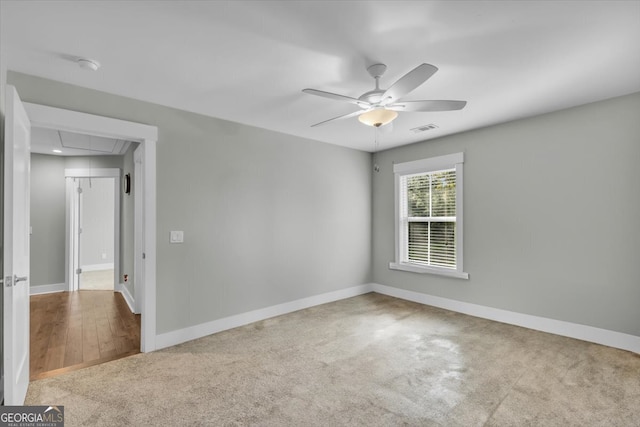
[30,127,131,156]
[58,130,130,154]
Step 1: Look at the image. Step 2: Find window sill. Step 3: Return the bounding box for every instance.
[389,262,469,280]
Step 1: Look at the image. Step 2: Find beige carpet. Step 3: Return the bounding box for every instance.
[80,269,114,290]
[25,293,639,426]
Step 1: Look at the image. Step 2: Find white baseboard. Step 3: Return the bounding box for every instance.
[81,263,114,272]
[154,281,639,355]
[30,283,66,295]
[372,283,640,354]
[156,284,374,350]
[116,282,136,314]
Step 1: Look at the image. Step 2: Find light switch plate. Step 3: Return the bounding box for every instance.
[170,230,184,243]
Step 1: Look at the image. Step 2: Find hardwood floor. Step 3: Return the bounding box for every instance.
[30,290,140,380]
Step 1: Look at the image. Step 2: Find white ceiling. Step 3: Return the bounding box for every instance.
[2,1,639,152]
[31,127,131,156]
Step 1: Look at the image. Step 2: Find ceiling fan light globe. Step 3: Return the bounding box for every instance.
[358,109,398,127]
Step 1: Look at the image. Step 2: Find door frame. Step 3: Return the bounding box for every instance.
[65,170,120,293]
[24,102,158,352]
[133,145,144,314]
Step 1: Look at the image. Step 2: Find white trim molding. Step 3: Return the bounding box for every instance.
[24,102,158,142]
[393,152,467,279]
[25,101,158,353]
[81,263,115,272]
[372,283,640,355]
[153,282,639,355]
[389,262,469,279]
[30,283,66,295]
[156,284,374,350]
[116,283,136,314]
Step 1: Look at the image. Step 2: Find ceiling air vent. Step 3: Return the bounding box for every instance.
[410,124,439,133]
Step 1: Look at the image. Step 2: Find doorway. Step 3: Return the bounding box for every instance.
[23,101,158,353]
[4,93,158,403]
[66,171,120,293]
[30,155,135,379]
[75,177,116,291]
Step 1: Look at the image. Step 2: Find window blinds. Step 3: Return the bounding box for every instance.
[400,169,456,268]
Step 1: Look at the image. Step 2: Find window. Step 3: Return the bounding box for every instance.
[390,153,468,279]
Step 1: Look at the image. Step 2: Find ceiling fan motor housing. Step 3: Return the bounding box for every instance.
[367,63,387,79]
[359,89,385,105]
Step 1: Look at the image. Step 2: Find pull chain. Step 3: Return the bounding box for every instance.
[373,125,380,172]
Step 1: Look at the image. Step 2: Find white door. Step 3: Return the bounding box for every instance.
[75,177,117,291]
[3,85,31,405]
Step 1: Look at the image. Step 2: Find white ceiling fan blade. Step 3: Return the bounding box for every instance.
[382,64,438,104]
[302,89,371,108]
[310,109,372,127]
[387,100,467,112]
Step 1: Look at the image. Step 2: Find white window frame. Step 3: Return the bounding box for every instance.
[389,152,469,279]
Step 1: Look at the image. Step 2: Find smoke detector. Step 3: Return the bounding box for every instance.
[77,58,100,71]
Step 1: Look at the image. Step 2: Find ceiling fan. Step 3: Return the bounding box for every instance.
[303,63,466,128]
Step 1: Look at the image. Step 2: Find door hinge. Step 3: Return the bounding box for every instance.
[77,187,83,194]
[142,252,146,260]
[76,268,82,275]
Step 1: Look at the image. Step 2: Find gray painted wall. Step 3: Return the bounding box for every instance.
[64,155,122,170]
[9,72,373,335]
[29,154,131,287]
[372,92,640,336]
[30,154,66,286]
[17,70,635,342]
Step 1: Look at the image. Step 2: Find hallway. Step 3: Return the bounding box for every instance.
[30,291,140,380]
